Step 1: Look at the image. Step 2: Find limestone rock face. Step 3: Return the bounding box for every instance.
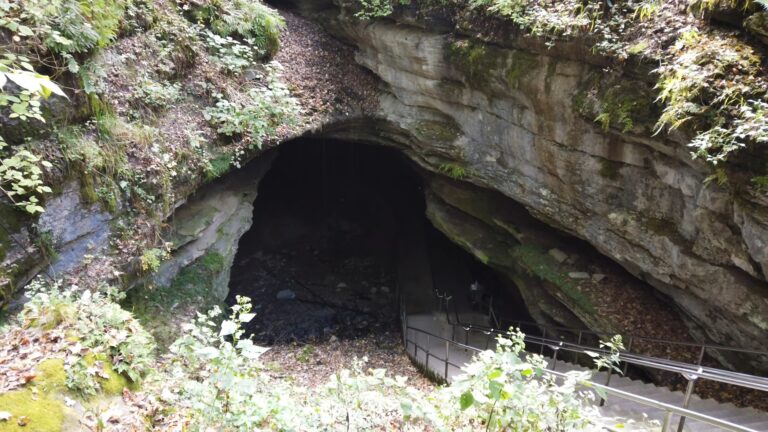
[38,181,114,276]
[305,10,768,367]
[153,154,275,301]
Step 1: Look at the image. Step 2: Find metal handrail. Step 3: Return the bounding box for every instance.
[493,313,768,358]
[439,296,768,393]
[403,322,761,432]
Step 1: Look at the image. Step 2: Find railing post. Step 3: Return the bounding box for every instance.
[622,336,633,375]
[676,369,701,432]
[540,328,547,355]
[445,340,450,381]
[576,330,583,364]
[696,345,706,365]
[552,342,561,371]
[661,411,673,432]
[425,334,431,371]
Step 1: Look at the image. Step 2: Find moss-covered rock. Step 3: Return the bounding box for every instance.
[446,39,505,92]
[511,244,596,315]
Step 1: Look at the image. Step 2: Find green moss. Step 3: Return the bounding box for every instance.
[31,359,67,394]
[86,354,134,395]
[594,84,654,133]
[512,244,596,315]
[598,159,622,181]
[0,390,64,432]
[505,50,538,88]
[446,40,504,92]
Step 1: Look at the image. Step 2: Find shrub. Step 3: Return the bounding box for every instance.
[203,64,300,148]
[201,30,256,73]
[20,280,157,396]
[157,297,621,431]
[180,0,284,58]
[131,78,182,111]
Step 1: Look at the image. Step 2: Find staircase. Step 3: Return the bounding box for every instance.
[402,311,768,432]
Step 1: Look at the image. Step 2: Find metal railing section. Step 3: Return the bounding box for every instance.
[436,296,768,432]
[402,316,762,432]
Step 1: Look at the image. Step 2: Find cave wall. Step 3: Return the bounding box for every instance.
[293,3,768,362]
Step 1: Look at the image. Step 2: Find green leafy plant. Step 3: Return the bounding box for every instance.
[201,30,256,73]
[203,65,300,148]
[140,247,168,273]
[635,0,662,20]
[0,143,53,214]
[131,77,182,111]
[0,56,65,214]
[355,0,412,19]
[179,0,283,58]
[439,329,602,431]
[20,280,156,396]
[654,28,768,166]
[438,163,467,179]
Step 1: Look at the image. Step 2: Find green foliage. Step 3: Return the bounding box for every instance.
[155,297,619,430]
[180,0,283,58]
[654,29,768,165]
[0,143,52,214]
[0,55,66,122]
[585,335,625,374]
[438,163,468,179]
[438,329,601,430]
[296,344,315,363]
[0,0,131,73]
[594,84,652,133]
[355,0,411,19]
[203,65,300,149]
[467,0,602,38]
[20,280,156,395]
[131,77,182,111]
[140,247,168,273]
[689,0,758,12]
[202,30,256,73]
[0,58,64,214]
[125,251,226,348]
[204,152,233,181]
[634,0,661,20]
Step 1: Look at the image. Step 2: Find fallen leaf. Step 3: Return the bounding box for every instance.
[17,416,29,426]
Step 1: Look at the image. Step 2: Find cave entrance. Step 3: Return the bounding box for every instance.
[226,137,533,345]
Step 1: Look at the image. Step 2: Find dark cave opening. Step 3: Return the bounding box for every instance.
[226,137,534,345]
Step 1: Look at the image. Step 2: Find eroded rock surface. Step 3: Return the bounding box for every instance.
[296,5,768,369]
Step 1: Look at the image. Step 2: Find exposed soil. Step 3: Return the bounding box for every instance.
[261,333,435,392]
